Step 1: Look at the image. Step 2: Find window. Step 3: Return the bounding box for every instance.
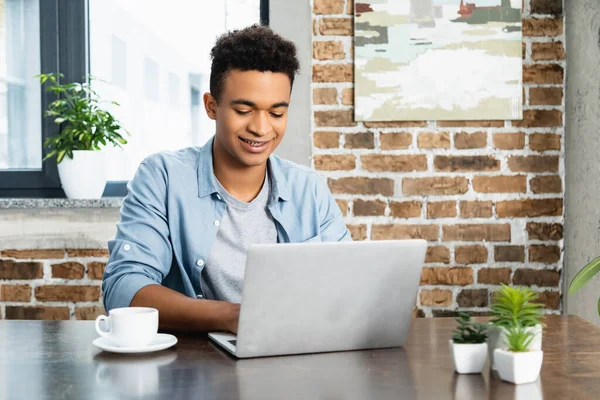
[0,0,268,197]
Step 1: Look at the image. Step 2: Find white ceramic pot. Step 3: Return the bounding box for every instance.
[57,150,107,199]
[449,340,488,374]
[488,324,542,370]
[494,348,543,384]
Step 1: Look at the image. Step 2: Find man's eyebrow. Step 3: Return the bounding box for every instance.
[230,99,289,108]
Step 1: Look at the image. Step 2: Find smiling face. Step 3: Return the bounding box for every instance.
[204,69,291,169]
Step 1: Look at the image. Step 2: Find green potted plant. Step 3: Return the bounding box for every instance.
[449,312,488,374]
[37,73,128,199]
[494,325,544,384]
[488,284,545,370]
[569,256,600,314]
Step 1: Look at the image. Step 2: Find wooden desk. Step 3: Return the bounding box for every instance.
[0,315,598,399]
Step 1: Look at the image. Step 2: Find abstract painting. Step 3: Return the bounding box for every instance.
[354,0,522,121]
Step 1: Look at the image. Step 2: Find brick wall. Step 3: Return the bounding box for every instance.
[312,0,565,316]
[0,249,107,320]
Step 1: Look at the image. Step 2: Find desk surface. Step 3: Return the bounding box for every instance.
[0,315,598,399]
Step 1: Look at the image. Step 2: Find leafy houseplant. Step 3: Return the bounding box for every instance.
[488,285,545,370]
[569,256,600,315]
[37,73,128,198]
[494,326,544,384]
[449,313,488,374]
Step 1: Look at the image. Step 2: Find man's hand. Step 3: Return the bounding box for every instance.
[224,303,241,334]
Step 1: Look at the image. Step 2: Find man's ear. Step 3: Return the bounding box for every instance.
[203,92,217,120]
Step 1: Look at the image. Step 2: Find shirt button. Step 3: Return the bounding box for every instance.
[214,220,220,227]
[123,244,131,251]
[216,194,222,200]
[196,294,204,299]
[196,259,205,267]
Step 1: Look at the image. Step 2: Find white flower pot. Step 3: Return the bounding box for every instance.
[488,324,542,370]
[494,348,543,384]
[57,150,107,199]
[449,340,488,374]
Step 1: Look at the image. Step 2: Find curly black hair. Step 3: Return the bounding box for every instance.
[209,24,300,103]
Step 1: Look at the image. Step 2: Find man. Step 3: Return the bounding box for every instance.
[102,25,351,334]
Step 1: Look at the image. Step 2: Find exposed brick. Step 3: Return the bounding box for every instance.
[496,198,562,218]
[313,18,317,35]
[314,110,356,127]
[313,0,344,14]
[403,177,469,196]
[336,199,348,216]
[362,155,427,172]
[390,201,422,219]
[319,18,353,35]
[328,177,394,196]
[495,246,525,262]
[531,0,562,15]
[437,120,504,128]
[527,222,563,241]
[478,268,511,285]
[434,156,500,172]
[523,64,563,84]
[493,133,525,150]
[312,64,353,83]
[314,155,356,171]
[460,201,493,218]
[0,285,31,302]
[513,269,560,287]
[522,42,526,59]
[443,224,510,242]
[473,176,527,193]
[353,199,386,216]
[414,308,426,318]
[530,245,561,264]
[529,133,561,152]
[537,291,560,310]
[51,262,85,279]
[344,132,374,149]
[346,0,353,14]
[314,131,340,149]
[508,155,559,172]
[523,18,563,37]
[421,267,473,286]
[6,306,70,320]
[341,88,353,106]
[426,246,451,264]
[529,87,563,106]
[380,132,413,150]
[76,306,107,320]
[418,132,450,149]
[88,262,106,280]
[512,110,562,128]
[532,42,565,61]
[313,88,338,105]
[0,260,43,280]
[364,121,426,128]
[67,249,109,258]
[35,285,101,302]
[427,201,457,219]
[420,289,453,307]
[372,225,439,241]
[457,289,488,308]
[454,132,487,149]
[456,245,488,264]
[313,41,345,60]
[0,249,64,259]
[347,224,367,241]
[531,175,562,194]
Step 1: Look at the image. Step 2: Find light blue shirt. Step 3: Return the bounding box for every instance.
[102,136,351,311]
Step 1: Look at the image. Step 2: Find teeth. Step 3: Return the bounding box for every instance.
[242,138,265,147]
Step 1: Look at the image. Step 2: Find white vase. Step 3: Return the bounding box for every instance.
[494,348,543,384]
[449,340,488,374]
[488,324,542,370]
[57,150,107,199]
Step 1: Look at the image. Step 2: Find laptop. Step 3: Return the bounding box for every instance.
[208,239,427,359]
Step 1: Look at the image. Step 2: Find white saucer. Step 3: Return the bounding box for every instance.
[93,333,178,354]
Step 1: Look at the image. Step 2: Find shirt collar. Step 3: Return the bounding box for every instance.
[196,135,290,202]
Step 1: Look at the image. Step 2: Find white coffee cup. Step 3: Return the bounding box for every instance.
[95,307,158,347]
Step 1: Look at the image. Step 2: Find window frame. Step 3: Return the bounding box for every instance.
[0,0,269,198]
